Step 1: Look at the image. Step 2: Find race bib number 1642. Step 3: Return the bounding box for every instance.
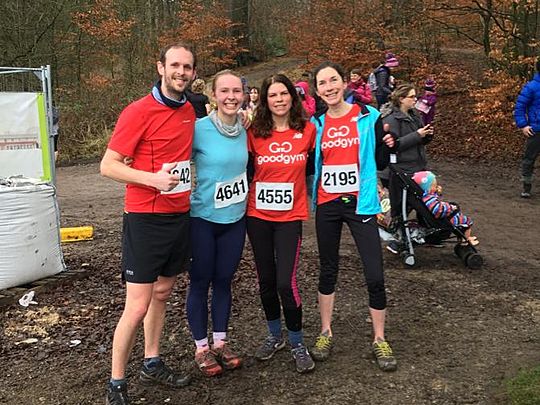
[161,160,191,195]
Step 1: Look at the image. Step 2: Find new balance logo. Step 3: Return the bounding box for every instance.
[293,132,303,139]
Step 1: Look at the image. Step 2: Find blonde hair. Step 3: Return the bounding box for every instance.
[191,78,206,93]
[211,69,242,92]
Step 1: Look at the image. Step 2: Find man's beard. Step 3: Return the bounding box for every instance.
[164,75,188,100]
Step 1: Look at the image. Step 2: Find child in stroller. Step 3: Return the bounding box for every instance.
[385,166,483,269]
[412,171,478,246]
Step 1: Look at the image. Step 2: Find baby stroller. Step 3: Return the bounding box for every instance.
[386,165,483,269]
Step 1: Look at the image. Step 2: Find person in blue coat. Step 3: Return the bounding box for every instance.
[309,61,397,372]
[514,59,540,198]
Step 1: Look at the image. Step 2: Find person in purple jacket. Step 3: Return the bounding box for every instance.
[514,59,540,198]
[416,78,437,125]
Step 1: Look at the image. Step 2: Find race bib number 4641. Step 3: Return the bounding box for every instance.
[255,182,294,211]
[214,172,248,209]
[321,164,359,193]
[161,160,191,195]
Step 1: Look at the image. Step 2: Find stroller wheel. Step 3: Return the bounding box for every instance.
[401,253,415,267]
[465,252,484,270]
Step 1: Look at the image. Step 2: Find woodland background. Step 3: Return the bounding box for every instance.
[1,0,539,163]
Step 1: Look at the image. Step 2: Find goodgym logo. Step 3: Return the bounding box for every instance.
[326,125,350,138]
[258,141,305,165]
[268,141,293,153]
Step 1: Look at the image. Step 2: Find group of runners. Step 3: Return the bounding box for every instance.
[101,41,398,405]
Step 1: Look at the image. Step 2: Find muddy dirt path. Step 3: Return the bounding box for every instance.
[0,158,538,405]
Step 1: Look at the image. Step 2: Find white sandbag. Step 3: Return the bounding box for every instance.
[0,179,65,290]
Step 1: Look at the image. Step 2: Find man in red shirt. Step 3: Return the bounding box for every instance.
[100,42,196,405]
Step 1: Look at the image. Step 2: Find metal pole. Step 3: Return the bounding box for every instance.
[43,65,56,184]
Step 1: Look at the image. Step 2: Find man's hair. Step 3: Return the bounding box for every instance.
[159,41,197,68]
[536,58,540,73]
[350,68,362,76]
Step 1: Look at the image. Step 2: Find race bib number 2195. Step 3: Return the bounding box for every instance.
[321,164,358,193]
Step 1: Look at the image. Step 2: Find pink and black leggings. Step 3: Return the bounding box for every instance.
[246,217,303,332]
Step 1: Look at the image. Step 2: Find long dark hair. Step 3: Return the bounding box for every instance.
[252,74,306,139]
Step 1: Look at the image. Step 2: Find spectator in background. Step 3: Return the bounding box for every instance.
[514,59,540,198]
[373,53,399,108]
[416,78,437,125]
[187,78,210,119]
[382,83,433,254]
[240,76,250,110]
[345,68,372,104]
[247,86,260,119]
[295,80,316,117]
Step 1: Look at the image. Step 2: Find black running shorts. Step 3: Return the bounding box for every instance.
[121,212,190,283]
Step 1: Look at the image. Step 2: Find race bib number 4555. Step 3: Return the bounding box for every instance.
[214,172,248,209]
[255,182,294,211]
[321,164,359,193]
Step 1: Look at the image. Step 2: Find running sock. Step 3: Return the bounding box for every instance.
[143,356,161,369]
[213,332,227,348]
[267,318,282,338]
[110,378,127,387]
[195,337,209,351]
[288,329,304,347]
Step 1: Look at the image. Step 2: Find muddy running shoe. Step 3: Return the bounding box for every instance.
[106,382,129,405]
[372,339,397,371]
[214,343,243,370]
[194,349,223,377]
[255,335,286,361]
[139,360,191,387]
[291,344,315,374]
[311,331,333,361]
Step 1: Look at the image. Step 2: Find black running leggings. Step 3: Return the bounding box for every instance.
[316,198,387,310]
[246,217,303,332]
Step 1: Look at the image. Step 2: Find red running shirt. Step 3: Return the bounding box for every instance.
[247,123,316,221]
[108,94,195,213]
[317,103,361,205]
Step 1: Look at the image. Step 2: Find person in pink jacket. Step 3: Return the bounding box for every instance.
[346,68,372,104]
[295,80,316,117]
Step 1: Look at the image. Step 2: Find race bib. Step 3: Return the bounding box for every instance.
[321,164,359,193]
[214,172,248,209]
[255,182,294,211]
[161,160,191,195]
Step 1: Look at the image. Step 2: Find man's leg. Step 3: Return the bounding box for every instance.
[111,282,154,380]
[521,133,540,197]
[143,275,177,358]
